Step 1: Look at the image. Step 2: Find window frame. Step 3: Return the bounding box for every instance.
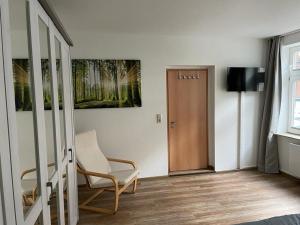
[288,45,300,134]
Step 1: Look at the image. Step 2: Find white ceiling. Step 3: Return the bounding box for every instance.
[22,0,300,38]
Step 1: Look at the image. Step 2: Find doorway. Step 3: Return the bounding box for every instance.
[167,69,209,173]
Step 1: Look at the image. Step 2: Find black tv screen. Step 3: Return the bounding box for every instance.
[227,67,264,92]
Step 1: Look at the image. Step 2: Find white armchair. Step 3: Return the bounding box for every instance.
[75,130,139,215]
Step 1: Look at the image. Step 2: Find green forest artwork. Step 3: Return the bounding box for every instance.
[13,59,141,111]
[13,58,62,111]
[72,59,142,109]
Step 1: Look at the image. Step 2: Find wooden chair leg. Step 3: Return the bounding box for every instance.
[79,177,138,215]
[113,191,119,214]
[79,189,118,215]
[23,194,34,206]
[132,178,137,193]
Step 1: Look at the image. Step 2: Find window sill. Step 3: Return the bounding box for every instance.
[276,132,300,140]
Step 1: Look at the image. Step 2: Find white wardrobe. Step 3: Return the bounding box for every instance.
[0,0,78,225]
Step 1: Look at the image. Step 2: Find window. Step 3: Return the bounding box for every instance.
[293,50,300,70]
[288,46,300,134]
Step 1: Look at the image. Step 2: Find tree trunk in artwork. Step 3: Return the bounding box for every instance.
[125,61,134,106]
[73,61,77,104]
[23,63,29,109]
[83,61,86,101]
[113,61,120,104]
[93,60,98,100]
[116,61,123,106]
[23,60,32,110]
[98,61,101,100]
[98,60,104,101]
[100,61,107,101]
[88,60,93,100]
[133,62,141,106]
[14,61,24,111]
[119,61,128,106]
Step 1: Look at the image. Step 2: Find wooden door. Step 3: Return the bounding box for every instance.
[167,69,208,172]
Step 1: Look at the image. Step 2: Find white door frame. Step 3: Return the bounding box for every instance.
[1,0,45,224]
[2,0,49,224]
[61,44,78,225]
[0,0,17,224]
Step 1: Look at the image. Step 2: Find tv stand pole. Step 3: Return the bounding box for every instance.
[237,91,243,170]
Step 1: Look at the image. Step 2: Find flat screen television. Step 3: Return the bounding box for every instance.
[227,67,265,92]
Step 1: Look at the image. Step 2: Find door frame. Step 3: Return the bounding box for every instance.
[0,0,17,223]
[166,66,215,174]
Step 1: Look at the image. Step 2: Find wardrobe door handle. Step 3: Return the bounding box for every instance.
[68,148,73,163]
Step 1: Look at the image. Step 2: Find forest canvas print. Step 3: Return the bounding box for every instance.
[13,59,61,111]
[72,59,142,109]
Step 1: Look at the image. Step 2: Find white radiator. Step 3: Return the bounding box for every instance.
[288,143,300,178]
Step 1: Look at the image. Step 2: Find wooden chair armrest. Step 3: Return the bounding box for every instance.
[107,158,136,169]
[77,166,118,186]
[21,162,55,179]
[21,168,38,179]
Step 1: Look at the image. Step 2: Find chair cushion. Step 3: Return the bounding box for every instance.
[75,130,111,186]
[91,169,139,188]
[22,166,55,195]
[21,179,37,195]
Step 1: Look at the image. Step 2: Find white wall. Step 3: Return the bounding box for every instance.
[70,31,266,177]
[10,29,266,177]
[240,92,264,168]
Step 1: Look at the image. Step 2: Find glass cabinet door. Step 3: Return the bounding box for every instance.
[9,0,43,220]
[28,1,77,225]
[2,0,77,225]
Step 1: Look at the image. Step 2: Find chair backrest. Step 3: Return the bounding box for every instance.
[75,130,111,186]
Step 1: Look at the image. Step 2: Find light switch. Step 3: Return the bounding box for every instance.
[156,114,162,123]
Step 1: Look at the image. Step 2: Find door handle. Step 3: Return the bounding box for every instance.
[169,121,176,128]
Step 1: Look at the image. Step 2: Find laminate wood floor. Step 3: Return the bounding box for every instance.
[78,171,300,225]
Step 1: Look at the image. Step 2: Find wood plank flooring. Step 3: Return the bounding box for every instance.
[78,171,300,225]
